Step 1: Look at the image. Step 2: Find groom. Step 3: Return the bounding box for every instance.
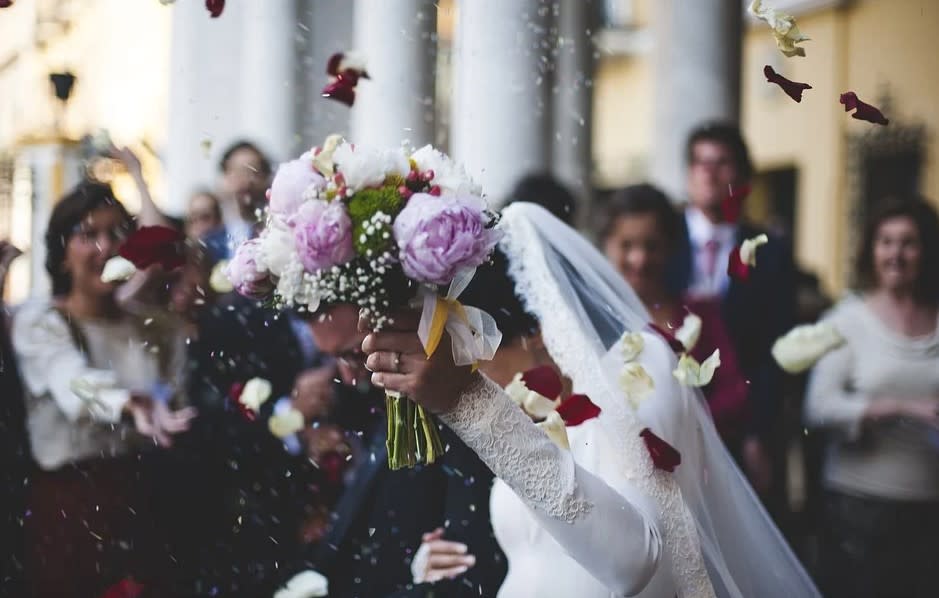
[282,304,506,597]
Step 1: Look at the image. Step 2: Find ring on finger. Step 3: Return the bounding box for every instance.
[392,351,402,373]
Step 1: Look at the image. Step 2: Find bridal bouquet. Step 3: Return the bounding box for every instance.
[228,135,503,468]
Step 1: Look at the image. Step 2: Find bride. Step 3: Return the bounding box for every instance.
[361,203,820,597]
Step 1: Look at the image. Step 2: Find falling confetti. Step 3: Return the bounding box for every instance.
[839,91,889,125]
[763,65,812,102]
[200,138,213,158]
[321,52,369,107]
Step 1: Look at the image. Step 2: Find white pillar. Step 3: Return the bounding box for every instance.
[552,0,597,223]
[350,0,436,149]
[650,0,742,201]
[451,0,554,204]
[239,1,298,161]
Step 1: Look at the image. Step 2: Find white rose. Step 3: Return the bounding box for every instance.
[673,350,721,387]
[239,377,272,412]
[536,410,570,450]
[620,362,654,410]
[739,234,769,267]
[333,142,408,191]
[268,406,305,439]
[209,260,234,293]
[674,313,702,352]
[101,256,137,283]
[258,219,295,277]
[772,322,845,373]
[274,569,329,598]
[410,145,482,195]
[620,332,645,363]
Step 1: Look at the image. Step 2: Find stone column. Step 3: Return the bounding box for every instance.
[451,0,554,204]
[551,0,597,225]
[650,0,742,201]
[350,0,437,149]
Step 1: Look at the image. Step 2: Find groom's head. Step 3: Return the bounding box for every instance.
[307,304,369,388]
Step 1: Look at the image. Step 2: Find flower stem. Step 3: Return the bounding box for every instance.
[386,392,443,469]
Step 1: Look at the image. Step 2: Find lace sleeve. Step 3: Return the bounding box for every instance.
[440,374,663,596]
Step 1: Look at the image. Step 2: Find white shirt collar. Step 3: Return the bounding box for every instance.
[685,206,736,246]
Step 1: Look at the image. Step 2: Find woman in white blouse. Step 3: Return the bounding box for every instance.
[12,182,195,596]
[805,197,939,598]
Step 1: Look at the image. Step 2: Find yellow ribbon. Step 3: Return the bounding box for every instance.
[424,296,478,371]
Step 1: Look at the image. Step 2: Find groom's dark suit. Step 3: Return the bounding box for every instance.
[298,394,507,598]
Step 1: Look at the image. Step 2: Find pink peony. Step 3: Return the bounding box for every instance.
[269,156,326,218]
[226,239,274,298]
[393,193,501,286]
[292,200,355,272]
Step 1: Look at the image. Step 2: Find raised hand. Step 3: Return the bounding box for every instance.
[125,395,197,447]
[411,527,477,584]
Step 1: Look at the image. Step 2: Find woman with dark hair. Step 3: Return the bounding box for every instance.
[805,197,939,598]
[10,181,195,596]
[366,203,820,597]
[601,184,750,454]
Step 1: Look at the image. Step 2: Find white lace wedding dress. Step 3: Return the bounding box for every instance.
[433,203,821,598]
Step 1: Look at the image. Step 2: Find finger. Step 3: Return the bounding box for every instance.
[357,311,372,333]
[421,527,445,542]
[427,553,476,569]
[382,310,422,332]
[370,372,410,394]
[426,565,470,583]
[362,331,424,355]
[426,540,469,555]
[366,351,420,374]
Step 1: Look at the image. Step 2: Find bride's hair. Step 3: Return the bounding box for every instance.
[460,248,538,343]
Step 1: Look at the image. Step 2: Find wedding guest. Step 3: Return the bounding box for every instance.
[805,197,939,598]
[602,184,750,452]
[10,182,195,596]
[505,173,577,225]
[185,189,224,240]
[668,122,795,501]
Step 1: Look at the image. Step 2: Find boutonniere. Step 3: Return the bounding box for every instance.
[505,365,601,449]
[228,377,272,421]
[728,234,769,282]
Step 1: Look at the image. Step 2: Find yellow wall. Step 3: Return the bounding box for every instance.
[595,0,939,295]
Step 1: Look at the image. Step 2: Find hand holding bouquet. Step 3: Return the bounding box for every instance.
[228,136,503,468]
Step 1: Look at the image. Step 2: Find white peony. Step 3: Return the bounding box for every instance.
[739,234,769,267]
[258,218,295,277]
[675,313,703,352]
[332,142,409,191]
[239,377,272,412]
[268,406,305,439]
[410,144,482,195]
[772,322,845,374]
[673,350,721,387]
[620,362,654,410]
[274,569,329,598]
[504,373,560,419]
[101,256,137,283]
[208,260,234,293]
[536,410,570,450]
[620,332,645,363]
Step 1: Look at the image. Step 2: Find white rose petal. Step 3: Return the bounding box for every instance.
[504,373,559,419]
[101,256,137,283]
[312,134,343,178]
[239,377,272,412]
[772,322,845,374]
[504,373,529,407]
[268,407,305,439]
[536,411,570,450]
[673,350,721,387]
[675,313,703,352]
[620,362,654,410]
[209,260,234,293]
[620,332,645,363]
[749,0,811,57]
[274,569,329,598]
[739,234,769,267]
[333,142,408,191]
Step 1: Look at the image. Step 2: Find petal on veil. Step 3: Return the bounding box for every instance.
[639,428,681,473]
[555,393,601,426]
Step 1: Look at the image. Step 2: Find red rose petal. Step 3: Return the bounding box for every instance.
[555,393,601,426]
[763,65,812,103]
[647,323,685,354]
[326,53,344,77]
[721,183,751,224]
[0,1,14,8]
[521,365,563,400]
[727,246,751,282]
[639,428,681,473]
[118,225,186,271]
[205,0,224,18]
[840,91,889,126]
[227,382,257,422]
[321,77,357,107]
[100,578,145,598]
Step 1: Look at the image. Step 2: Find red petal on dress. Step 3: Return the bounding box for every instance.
[639,428,681,472]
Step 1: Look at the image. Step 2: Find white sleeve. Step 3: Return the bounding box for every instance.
[12,303,130,424]
[439,374,663,597]
[804,342,870,440]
